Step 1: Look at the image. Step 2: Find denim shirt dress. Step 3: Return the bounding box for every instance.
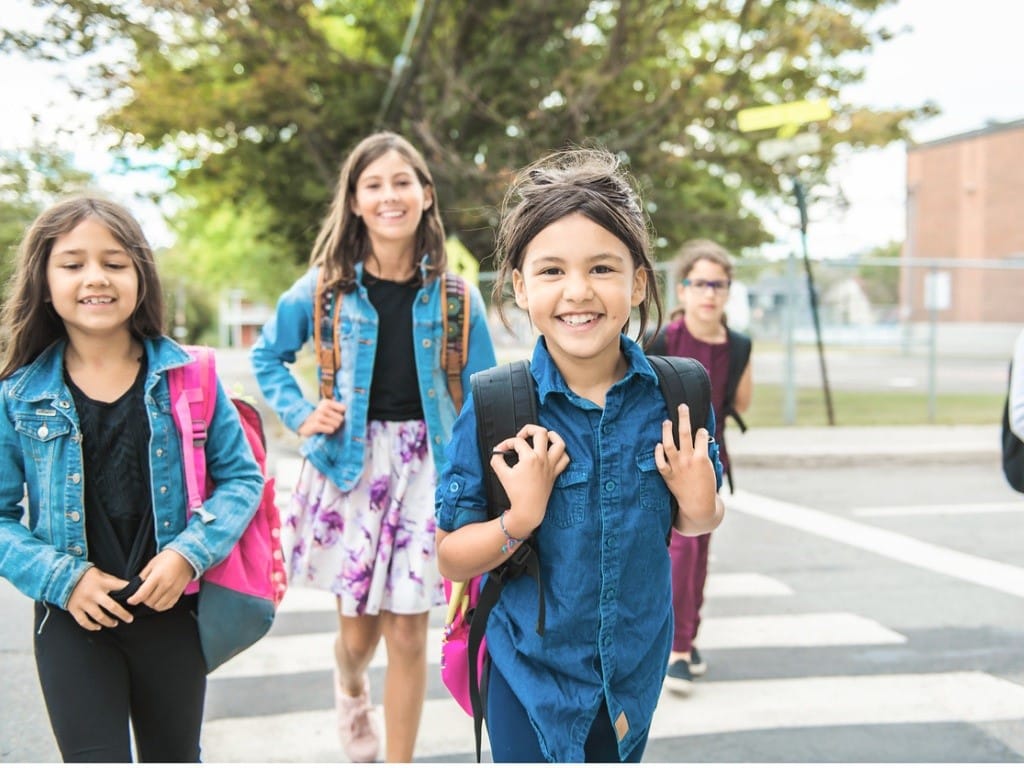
[436,335,722,762]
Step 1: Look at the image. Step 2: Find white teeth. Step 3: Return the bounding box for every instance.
[562,314,596,326]
[81,297,114,305]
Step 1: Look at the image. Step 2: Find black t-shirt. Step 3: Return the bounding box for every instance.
[365,273,424,421]
[67,355,156,581]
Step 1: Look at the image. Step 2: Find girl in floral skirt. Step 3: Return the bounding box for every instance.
[251,132,496,762]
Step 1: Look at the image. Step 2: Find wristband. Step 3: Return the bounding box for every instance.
[499,510,523,554]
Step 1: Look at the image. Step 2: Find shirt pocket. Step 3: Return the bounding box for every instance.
[548,467,589,529]
[14,415,72,465]
[636,449,671,512]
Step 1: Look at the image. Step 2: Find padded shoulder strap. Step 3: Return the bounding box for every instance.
[441,273,470,413]
[724,328,752,425]
[314,270,341,401]
[646,355,711,449]
[470,360,537,518]
[168,345,218,512]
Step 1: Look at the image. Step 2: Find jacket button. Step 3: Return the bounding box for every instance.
[71,473,81,484]
[160,486,168,494]
[427,389,435,398]
[156,448,163,457]
[68,545,82,556]
[37,425,49,439]
[69,511,80,522]
[422,339,432,348]
[59,401,69,409]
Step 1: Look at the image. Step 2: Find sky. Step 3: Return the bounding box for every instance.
[0,0,1020,256]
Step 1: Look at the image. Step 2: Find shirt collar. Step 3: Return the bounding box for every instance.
[529,334,658,405]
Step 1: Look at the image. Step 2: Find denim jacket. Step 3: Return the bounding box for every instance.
[0,336,264,609]
[251,261,497,492]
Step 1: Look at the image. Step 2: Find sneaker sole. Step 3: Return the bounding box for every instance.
[689,661,707,677]
[663,676,694,696]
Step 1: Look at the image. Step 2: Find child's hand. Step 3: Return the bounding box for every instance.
[128,549,194,612]
[655,403,720,532]
[67,567,133,630]
[298,399,347,436]
[490,424,570,536]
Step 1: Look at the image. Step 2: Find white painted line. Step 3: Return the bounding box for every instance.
[651,671,1024,738]
[276,574,792,616]
[730,489,1024,599]
[210,611,902,681]
[201,671,1024,762]
[705,572,793,597]
[852,501,1024,517]
[698,612,905,649]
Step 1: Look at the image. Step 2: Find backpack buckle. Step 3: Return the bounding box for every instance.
[191,419,208,447]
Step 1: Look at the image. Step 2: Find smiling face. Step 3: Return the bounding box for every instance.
[46,216,139,343]
[512,212,647,372]
[349,148,433,248]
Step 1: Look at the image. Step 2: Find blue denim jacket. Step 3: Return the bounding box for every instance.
[0,336,264,609]
[436,336,722,762]
[251,261,497,491]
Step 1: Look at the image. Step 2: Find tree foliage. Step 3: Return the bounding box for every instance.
[2,0,935,300]
[0,145,93,300]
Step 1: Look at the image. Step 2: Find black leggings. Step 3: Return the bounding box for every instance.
[33,597,206,763]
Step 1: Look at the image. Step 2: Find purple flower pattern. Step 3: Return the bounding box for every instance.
[284,419,444,615]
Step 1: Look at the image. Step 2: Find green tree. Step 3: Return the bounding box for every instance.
[0,144,93,299]
[3,0,934,296]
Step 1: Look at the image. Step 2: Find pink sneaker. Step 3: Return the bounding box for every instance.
[334,670,379,762]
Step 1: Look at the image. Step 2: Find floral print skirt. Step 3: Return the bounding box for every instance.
[285,419,444,616]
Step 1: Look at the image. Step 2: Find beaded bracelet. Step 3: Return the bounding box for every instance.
[499,510,523,554]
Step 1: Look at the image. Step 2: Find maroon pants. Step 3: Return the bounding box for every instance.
[669,529,711,653]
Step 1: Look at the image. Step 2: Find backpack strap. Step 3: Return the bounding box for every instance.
[314,270,342,401]
[441,273,470,413]
[723,328,751,432]
[646,354,712,535]
[168,345,218,513]
[467,360,545,761]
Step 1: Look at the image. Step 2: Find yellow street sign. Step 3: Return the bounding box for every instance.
[736,99,833,134]
[446,235,480,285]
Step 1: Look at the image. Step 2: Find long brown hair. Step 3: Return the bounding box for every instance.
[0,197,165,379]
[310,132,447,293]
[492,147,662,343]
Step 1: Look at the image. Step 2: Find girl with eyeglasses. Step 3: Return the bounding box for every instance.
[649,238,753,696]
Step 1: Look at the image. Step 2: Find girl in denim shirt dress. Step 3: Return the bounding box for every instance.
[251,132,496,762]
[0,197,263,762]
[435,149,725,762]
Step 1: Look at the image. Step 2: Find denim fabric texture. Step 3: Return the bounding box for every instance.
[0,336,264,609]
[435,335,722,762]
[250,261,497,492]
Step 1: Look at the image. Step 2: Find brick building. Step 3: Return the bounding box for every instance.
[903,119,1024,322]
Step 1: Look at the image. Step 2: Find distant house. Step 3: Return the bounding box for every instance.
[904,119,1024,322]
[219,290,272,348]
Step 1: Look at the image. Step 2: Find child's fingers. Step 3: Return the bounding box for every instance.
[692,425,710,456]
[676,403,694,453]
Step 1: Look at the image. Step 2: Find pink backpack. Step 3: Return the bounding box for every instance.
[167,345,287,672]
[441,575,488,717]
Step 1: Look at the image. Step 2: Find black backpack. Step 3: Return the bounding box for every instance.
[648,323,751,492]
[461,354,711,760]
[1002,362,1024,493]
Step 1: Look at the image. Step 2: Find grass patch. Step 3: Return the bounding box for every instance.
[745,384,1004,428]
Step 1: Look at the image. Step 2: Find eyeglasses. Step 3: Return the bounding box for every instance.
[681,278,731,295]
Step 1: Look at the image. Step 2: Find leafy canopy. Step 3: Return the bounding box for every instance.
[2,0,934,300]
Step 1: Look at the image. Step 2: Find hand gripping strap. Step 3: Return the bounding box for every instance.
[169,345,218,512]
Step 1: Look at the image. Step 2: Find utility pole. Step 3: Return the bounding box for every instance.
[737,99,836,426]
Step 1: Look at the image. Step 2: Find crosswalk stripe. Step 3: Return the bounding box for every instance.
[274,571,794,616]
[852,501,1024,517]
[730,489,1024,599]
[201,671,1024,762]
[209,611,903,681]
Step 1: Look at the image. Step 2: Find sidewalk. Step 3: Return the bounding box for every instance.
[726,423,1001,467]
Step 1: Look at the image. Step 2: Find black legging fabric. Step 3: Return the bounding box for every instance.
[33,597,206,763]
